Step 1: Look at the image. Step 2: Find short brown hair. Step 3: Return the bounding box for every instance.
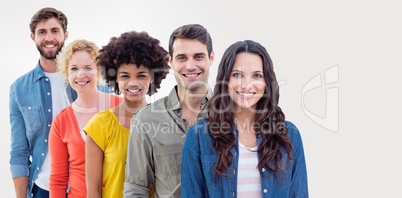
[30,7,68,34]
[168,24,213,58]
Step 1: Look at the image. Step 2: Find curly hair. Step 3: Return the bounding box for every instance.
[97,31,170,95]
[207,40,293,180]
[30,7,68,34]
[57,39,101,82]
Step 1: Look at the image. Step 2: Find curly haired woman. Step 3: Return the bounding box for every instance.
[84,31,169,198]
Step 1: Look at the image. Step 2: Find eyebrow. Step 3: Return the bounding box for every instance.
[174,52,207,59]
[119,71,148,74]
[231,70,263,73]
[36,27,61,32]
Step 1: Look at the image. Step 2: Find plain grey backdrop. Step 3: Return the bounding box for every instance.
[1,0,401,197]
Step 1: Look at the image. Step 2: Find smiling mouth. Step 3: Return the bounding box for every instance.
[76,81,89,86]
[127,88,141,93]
[183,73,201,78]
[236,91,255,98]
[44,44,56,48]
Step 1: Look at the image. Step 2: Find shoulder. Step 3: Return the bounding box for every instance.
[188,119,211,141]
[284,120,303,146]
[88,109,115,126]
[54,106,73,122]
[132,96,168,120]
[10,68,36,91]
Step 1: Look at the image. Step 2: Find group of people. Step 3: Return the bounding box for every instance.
[9,7,308,198]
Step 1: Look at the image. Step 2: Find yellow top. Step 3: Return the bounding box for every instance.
[85,109,154,197]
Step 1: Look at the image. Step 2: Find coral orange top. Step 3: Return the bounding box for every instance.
[49,94,122,198]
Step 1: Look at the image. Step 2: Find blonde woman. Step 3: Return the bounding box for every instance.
[49,40,122,198]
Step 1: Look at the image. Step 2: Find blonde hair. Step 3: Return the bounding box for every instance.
[57,39,102,82]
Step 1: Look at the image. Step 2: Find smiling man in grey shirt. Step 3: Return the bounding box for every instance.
[123,24,214,198]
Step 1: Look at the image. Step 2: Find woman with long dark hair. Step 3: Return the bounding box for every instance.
[181,40,308,197]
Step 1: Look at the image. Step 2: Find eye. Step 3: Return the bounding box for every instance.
[38,30,45,35]
[253,73,263,78]
[177,56,186,61]
[138,75,147,78]
[232,73,242,77]
[71,67,78,71]
[84,67,92,71]
[52,30,59,34]
[195,55,204,59]
[120,74,129,78]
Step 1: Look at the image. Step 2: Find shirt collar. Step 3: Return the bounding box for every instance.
[166,85,213,111]
[33,60,46,82]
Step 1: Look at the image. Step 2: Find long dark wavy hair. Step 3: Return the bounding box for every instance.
[207,40,293,180]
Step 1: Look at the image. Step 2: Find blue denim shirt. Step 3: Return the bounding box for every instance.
[8,61,78,198]
[182,120,308,198]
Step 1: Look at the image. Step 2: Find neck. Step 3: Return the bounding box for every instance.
[39,56,58,73]
[73,88,102,108]
[234,107,256,134]
[177,85,208,111]
[116,98,148,117]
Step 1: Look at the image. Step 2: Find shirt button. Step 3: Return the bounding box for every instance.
[263,189,267,193]
[46,78,49,81]
[48,109,51,112]
[44,139,48,142]
[37,167,39,170]
[262,168,265,172]
[47,92,50,95]
[235,152,237,156]
[234,170,236,175]
[42,153,44,156]
[48,124,51,127]
[233,192,235,197]
[28,106,31,110]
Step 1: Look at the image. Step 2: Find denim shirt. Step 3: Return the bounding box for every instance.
[181,119,309,198]
[9,61,77,198]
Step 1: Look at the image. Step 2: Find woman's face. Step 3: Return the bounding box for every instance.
[116,63,152,103]
[228,53,266,111]
[67,50,98,93]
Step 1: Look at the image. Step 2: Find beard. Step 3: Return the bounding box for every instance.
[36,41,65,60]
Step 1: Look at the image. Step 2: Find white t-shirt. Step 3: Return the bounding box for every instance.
[35,72,70,190]
[237,142,262,198]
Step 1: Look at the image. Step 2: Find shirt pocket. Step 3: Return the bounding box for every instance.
[273,154,292,189]
[201,155,222,191]
[153,143,183,176]
[20,105,43,132]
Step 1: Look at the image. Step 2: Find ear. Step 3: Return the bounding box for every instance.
[209,51,215,66]
[30,33,35,41]
[169,55,172,64]
[64,31,69,40]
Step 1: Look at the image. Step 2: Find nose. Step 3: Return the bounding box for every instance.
[185,58,196,70]
[127,78,139,86]
[44,32,52,41]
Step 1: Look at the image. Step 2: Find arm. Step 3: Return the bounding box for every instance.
[49,119,69,197]
[85,135,103,198]
[9,87,30,198]
[181,125,205,198]
[12,177,28,198]
[289,125,309,198]
[123,117,154,198]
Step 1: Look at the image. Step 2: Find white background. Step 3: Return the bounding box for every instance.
[1,0,401,197]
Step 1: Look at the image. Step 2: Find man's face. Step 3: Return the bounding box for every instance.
[31,17,68,60]
[169,38,214,91]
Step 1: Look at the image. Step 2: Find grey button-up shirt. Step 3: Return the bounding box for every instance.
[124,86,212,198]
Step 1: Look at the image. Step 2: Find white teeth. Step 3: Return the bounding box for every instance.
[128,89,140,93]
[45,45,55,48]
[184,73,198,77]
[238,92,253,97]
[76,82,87,85]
